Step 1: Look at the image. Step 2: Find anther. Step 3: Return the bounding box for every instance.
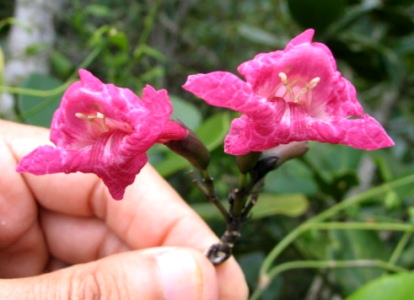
[75,112,94,120]
[279,72,288,84]
[277,72,321,104]
[308,77,320,89]
[294,77,320,103]
[75,112,109,132]
[278,72,295,100]
[96,112,105,119]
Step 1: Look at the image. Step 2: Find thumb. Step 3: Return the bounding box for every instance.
[0,247,219,300]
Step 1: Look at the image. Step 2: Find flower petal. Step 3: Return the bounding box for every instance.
[224,100,310,155]
[141,85,173,118]
[17,131,149,200]
[309,116,395,150]
[238,30,364,119]
[183,71,272,119]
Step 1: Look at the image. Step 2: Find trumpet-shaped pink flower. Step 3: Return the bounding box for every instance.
[17,69,187,200]
[183,29,394,155]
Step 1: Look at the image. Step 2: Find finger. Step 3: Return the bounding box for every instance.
[40,208,249,299]
[39,208,131,264]
[5,119,217,254]
[0,248,220,300]
[2,120,249,298]
[0,125,48,277]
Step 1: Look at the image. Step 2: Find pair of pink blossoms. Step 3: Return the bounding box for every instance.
[17,29,394,200]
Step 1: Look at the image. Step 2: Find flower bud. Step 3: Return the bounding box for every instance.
[250,155,279,182]
[267,141,309,167]
[164,123,210,170]
[236,151,261,174]
[250,141,308,182]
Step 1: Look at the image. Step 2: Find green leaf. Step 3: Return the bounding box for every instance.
[195,112,231,150]
[306,143,363,175]
[138,66,165,82]
[170,95,202,131]
[108,31,129,51]
[264,159,318,195]
[84,4,112,17]
[51,51,74,78]
[191,193,308,221]
[25,43,46,56]
[237,24,279,47]
[152,152,188,177]
[346,273,414,300]
[394,32,414,55]
[251,193,309,219]
[109,52,129,67]
[266,143,362,198]
[133,44,166,62]
[88,25,110,47]
[17,73,64,128]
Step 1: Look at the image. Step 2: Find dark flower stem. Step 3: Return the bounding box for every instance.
[191,170,230,222]
[241,180,263,219]
[203,172,263,265]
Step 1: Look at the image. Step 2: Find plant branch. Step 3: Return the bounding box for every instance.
[389,231,412,265]
[0,45,103,98]
[241,180,263,219]
[190,170,229,222]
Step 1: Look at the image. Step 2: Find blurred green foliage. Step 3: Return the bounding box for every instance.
[347,273,414,300]
[2,0,414,298]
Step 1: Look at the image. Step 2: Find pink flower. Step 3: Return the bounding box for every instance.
[183,29,394,155]
[17,69,187,200]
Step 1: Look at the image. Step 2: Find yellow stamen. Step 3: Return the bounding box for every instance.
[279,72,296,100]
[279,72,288,84]
[75,112,109,132]
[75,112,94,120]
[96,112,105,119]
[278,72,320,104]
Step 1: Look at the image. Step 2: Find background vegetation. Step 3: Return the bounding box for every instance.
[2,0,414,299]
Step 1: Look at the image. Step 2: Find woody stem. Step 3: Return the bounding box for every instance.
[191,170,230,222]
[206,173,261,265]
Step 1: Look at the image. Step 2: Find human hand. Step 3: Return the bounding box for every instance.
[0,120,248,299]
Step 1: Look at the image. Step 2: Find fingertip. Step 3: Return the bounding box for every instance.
[154,248,218,300]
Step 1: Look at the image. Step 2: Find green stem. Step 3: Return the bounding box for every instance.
[250,259,408,300]
[309,222,414,233]
[0,17,29,33]
[134,0,160,57]
[389,231,412,265]
[0,81,73,97]
[255,174,414,296]
[0,45,102,97]
[231,173,249,217]
[75,45,103,74]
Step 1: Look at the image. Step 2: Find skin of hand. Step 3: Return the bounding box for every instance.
[0,120,248,300]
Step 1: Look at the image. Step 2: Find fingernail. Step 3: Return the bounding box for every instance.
[156,249,203,300]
